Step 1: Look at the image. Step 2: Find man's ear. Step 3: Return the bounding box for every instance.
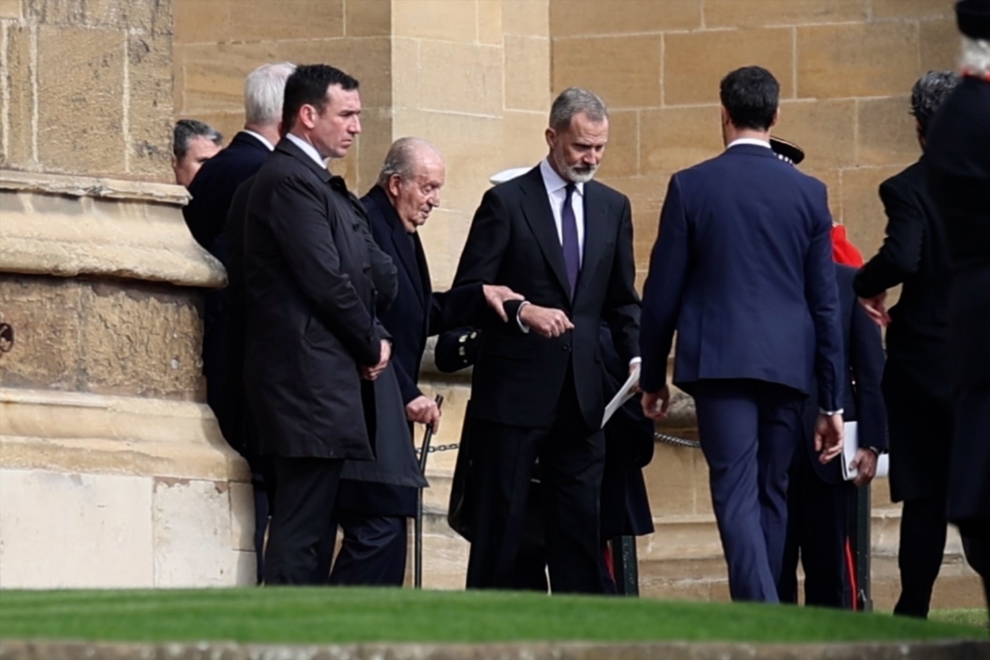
[171,154,179,171]
[770,107,780,129]
[545,127,556,150]
[387,174,402,199]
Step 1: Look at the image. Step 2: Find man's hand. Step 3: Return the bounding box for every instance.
[361,339,391,380]
[814,412,844,464]
[405,394,441,432]
[858,292,890,328]
[641,386,670,420]
[519,304,574,338]
[482,284,525,322]
[850,448,878,487]
[629,362,641,394]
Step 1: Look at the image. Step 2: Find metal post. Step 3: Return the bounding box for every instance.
[855,483,873,611]
[413,394,443,589]
[610,536,640,596]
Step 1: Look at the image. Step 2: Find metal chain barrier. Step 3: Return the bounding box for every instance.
[654,431,701,449]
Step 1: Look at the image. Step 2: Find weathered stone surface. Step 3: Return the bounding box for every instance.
[504,35,550,113]
[0,173,224,289]
[0,0,21,18]
[393,0,477,42]
[664,27,795,106]
[703,0,867,27]
[857,96,921,166]
[503,0,548,36]
[552,35,662,109]
[550,0,701,35]
[126,32,173,178]
[0,469,154,587]
[344,0,389,37]
[0,640,985,660]
[3,24,34,168]
[797,22,921,99]
[36,24,126,175]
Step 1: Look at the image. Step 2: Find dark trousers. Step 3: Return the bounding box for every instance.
[894,496,947,618]
[467,378,606,594]
[692,379,804,603]
[779,447,854,608]
[263,456,344,585]
[328,514,407,586]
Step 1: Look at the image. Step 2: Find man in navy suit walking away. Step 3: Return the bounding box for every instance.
[639,66,845,603]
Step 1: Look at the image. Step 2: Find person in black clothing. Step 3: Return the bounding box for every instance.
[853,70,960,618]
[320,138,520,586]
[780,264,887,608]
[183,62,295,584]
[924,0,990,618]
[243,64,390,585]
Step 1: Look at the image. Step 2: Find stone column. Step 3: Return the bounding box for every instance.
[0,171,253,587]
[0,0,253,587]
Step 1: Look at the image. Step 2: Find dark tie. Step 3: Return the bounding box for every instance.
[561,183,580,298]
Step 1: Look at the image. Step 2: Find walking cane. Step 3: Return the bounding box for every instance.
[414,394,443,589]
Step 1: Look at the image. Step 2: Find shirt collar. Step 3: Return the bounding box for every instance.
[285,133,327,169]
[242,129,274,151]
[540,158,585,196]
[726,137,772,150]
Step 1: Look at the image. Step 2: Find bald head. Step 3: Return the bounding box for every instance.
[377,137,445,233]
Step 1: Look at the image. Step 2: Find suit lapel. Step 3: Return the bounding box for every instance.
[391,220,426,306]
[575,182,606,302]
[519,167,571,300]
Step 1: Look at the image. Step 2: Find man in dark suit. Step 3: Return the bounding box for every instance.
[181,63,295,584]
[243,64,389,585]
[853,70,960,618]
[450,87,641,594]
[925,0,990,618]
[639,66,845,603]
[780,263,887,608]
[325,138,516,586]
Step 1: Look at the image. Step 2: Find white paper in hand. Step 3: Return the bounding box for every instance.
[601,364,640,428]
[841,421,889,481]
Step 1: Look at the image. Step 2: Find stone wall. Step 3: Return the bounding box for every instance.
[0,0,174,179]
[172,0,393,195]
[549,0,960,281]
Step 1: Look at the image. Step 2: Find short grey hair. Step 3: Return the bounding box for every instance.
[960,36,990,79]
[376,137,442,188]
[244,62,296,126]
[172,119,222,158]
[549,87,609,132]
[911,70,961,137]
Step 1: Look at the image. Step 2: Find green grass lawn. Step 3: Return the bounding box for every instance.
[0,588,985,645]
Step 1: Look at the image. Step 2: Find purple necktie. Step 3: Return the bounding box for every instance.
[561,183,580,298]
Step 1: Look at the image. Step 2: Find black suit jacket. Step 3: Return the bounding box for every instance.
[853,159,952,401]
[242,138,383,460]
[451,165,640,430]
[803,265,888,485]
[184,131,271,259]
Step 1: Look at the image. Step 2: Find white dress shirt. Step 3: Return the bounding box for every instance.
[725,137,772,150]
[242,129,274,151]
[284,132,326,168]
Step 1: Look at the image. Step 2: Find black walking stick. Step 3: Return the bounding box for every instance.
[414,394,443,589]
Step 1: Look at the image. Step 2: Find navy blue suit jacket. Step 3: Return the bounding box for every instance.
[801,264,887,485]
[640,143,844,412]
[184,131,271,259]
